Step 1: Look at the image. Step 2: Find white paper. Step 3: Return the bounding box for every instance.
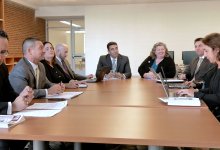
[26,101,67,110]
[14,109,61,117]
[159,97,201,106]
[78,84,88,88]
[45,92,83,99]
[156,79,184,83]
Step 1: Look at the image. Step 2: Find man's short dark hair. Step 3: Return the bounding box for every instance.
[194,38,203,44]
[107,41,117,50]
[0,29,9,40]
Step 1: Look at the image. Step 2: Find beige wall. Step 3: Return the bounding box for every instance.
[36,1,220,75]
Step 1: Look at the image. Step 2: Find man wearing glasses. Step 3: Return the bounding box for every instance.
[0,29,34,150]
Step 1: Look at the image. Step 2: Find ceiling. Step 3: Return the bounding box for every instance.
[11,0,212,8]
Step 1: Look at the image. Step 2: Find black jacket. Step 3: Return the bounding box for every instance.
[138,56,176,78]
[0,63,18,114]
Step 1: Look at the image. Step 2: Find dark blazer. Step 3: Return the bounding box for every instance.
[41,60,70,83]
[0,63,17,114]
[194,68,220,121]
[96,54,132,79]
[55,58,87,81]
[184,57,215,81]
[138,56,176,78]
[9,58,54,98]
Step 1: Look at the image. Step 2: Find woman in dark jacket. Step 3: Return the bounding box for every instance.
[178,33,220,121]
[138,42,176,79]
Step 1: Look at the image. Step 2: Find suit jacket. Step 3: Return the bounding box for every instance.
[55,58,87,81]
[184,57,215,81]
[96,54,132,79]
[9,58,54,98]
[0,63,18,114]
[138,56,176,78]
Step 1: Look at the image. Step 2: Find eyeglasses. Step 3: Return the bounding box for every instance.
[0,50,9,56]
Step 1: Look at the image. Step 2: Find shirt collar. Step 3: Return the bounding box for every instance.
[110,56,117,62]
[27,59,38,70]
[200,56,205,59]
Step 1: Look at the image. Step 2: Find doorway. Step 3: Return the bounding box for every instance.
[46,17,85,75]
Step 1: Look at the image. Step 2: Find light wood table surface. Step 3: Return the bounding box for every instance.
[0,106,219,148]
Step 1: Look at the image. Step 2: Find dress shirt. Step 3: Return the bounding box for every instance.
[7,102,12,114]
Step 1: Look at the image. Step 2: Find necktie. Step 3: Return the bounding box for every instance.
[61,60,72,79]
[35,67,39,89]
[194,57,203,74]
[112,58,117,72]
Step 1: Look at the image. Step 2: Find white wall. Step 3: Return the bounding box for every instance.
[36,1,220,76]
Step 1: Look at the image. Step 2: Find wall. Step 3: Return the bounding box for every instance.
[4,0,45,56]
[36,1,220,75]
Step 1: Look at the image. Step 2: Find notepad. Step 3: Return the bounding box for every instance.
[45,92,83,99]
[14,101,67,117]
[26,101,67,110]
[159,97,201,106]
[14,110,62,117]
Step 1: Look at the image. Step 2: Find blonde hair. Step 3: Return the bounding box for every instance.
[150,42,169,59]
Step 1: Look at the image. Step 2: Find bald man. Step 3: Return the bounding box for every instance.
[55,43,93,81]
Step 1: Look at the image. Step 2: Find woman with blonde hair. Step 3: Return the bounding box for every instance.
[138,42,176,79]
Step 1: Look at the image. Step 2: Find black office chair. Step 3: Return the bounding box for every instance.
[168,51,174,60]
[182,51,197,65]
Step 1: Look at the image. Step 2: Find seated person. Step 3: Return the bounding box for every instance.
[41,41,85,88]
[138,42,176,79]
[179,38,216,88]
[96,41,132,79]
[55,43,93,80]
[177,33,220,122]
[9,37,65,98]
[0,29,34,150]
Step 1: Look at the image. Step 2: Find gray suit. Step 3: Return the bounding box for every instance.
[96,54,132,79]
[55,58,87,81]
[184,57,215,81]
[9,58,54,98]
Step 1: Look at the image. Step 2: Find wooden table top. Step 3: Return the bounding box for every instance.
[65,78,207,108]
[0,106,219,148]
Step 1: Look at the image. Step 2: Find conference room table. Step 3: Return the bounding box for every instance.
[67,78,207,108]
[0,78,219,150]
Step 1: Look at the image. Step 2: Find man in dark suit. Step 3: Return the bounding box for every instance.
[179,38,216,88]
[96,41,132,79]
[55,43,93,81]
[0,30,34,150]
[9,37,65,98]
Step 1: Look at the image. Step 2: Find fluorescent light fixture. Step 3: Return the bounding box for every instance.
[60,21,81,28]
[65,31,85,34]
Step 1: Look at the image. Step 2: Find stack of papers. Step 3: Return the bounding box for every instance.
[14,101,67,117]
[45,92,83,99]
[159,97,201,106]
[0,115,25,128]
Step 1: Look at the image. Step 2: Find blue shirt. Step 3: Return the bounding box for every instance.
[151,60,158,72]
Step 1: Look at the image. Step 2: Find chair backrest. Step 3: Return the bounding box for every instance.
[168,51,174,60]
[182,51,197,65]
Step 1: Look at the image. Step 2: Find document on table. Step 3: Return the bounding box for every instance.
[26,101,67,110]
[45,92,83,99]
[14,110,62,117]
[14,101,68,117]
[159,97,201,106]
